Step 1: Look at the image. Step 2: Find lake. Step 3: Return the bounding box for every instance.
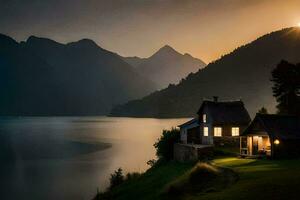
[0,117,188,200]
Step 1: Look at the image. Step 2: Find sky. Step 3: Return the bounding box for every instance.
[1,0,300,63]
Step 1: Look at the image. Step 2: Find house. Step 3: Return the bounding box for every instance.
[240,114,300,158]
[179,97,251,145]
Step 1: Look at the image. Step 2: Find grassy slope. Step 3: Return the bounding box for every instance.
[100,157,300,200]
[99,161,195,200]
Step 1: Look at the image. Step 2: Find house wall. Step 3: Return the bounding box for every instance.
[198,104,251,146]
[199,106,213,145]
[200,124,248,146]
[212,124,248,137]
[273,139,300,158]
[187,127,201,144]
[180,122,199,144]
[214,136,240,147]
[180,129,187,144]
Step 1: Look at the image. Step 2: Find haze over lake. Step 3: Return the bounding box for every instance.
[0,117,187,200]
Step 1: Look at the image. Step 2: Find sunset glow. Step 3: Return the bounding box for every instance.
[1,0,300,63]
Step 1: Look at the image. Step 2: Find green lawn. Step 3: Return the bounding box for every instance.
[97,157,300,200]
[193,157,300,200]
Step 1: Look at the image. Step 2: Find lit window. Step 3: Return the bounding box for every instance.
[203,114,206,123]
[231,127,239,136]
[214,127,222,137]
[203,127,208,136]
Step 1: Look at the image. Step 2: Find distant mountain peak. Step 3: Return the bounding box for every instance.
[77,38,98,45]
[26,36,63,47]
[0,33,17,45]
[0,33,156,116]
[27,35,40,42]
[111,27,300,118]
[0,33,15,41]
[161,44,175,50]
[158,44,178,53]
[183,53,193,57]
[27,35,49,42]
[134,44,206,88]
[151,44,182,58]
[68,38,100,49]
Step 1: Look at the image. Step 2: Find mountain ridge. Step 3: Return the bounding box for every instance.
[122,44,206,88]
[0,34,156,115]
[110,27,300,118]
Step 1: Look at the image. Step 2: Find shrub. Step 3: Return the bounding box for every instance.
[154,128,180,161]
[146,159,157,167]
[109,168,124,189]
[165,163,220,196]
[189,163,219,184]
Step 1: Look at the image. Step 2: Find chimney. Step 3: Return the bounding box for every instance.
[213,96,218,102]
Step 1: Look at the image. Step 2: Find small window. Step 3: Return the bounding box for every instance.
[203,127,208,136]
[214,127,222,137]
[203,114,206,123]
[232,127,239,136]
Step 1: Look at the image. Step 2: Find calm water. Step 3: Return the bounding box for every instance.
[0,117,188,200]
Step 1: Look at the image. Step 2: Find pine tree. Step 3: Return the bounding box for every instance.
[271,60,300,115]
[258,107,268,114]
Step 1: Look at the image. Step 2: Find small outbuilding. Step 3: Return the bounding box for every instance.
[240,114,300,158]
[178,118,199,144]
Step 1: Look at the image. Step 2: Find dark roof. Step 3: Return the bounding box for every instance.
[243,114,300,139]
[178,118,199,128]
[197,100,251,124]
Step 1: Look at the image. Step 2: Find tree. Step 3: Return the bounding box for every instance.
[258,107,268,114]
[109,168,124,189]
[271,60,300,115]
[154,128,180,161]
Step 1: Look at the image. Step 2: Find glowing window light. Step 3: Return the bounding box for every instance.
[274,139,280,145]
[214,127,222,137]
[203,114,206,123]
[203,127,209,136]
[231,127,239,136]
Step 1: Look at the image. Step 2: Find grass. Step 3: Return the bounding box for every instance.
[162,162,238,200]
[197,157,300,200]
[96,161,195,200]
[96,157,300,200]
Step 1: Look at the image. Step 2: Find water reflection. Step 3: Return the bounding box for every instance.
[0,117,188,200]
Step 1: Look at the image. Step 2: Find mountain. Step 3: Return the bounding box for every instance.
[0,34,155,115]
[110,27,300,118]
[122,45,206,88]
[122,56,146,68]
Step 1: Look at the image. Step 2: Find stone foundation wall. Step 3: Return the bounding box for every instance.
[174,143,214,162]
